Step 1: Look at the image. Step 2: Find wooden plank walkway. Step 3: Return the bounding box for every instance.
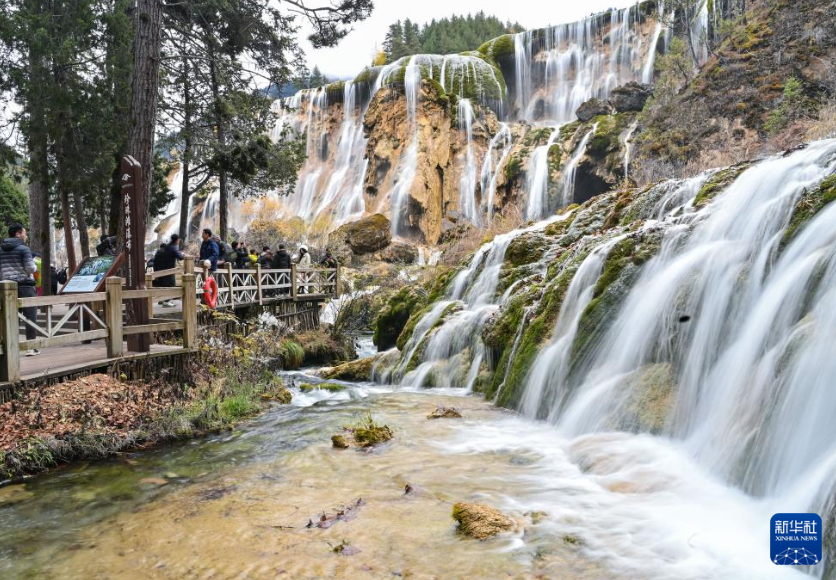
[0,261,340,389]
[18,343,185,383]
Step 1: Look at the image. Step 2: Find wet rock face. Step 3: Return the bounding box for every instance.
[609,82,652,113]
[452,502,515,539]
[576,98,614,122]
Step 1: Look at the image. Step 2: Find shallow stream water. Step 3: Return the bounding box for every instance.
[0,371,806,580]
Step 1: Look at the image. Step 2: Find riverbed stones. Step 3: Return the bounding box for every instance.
[427,406,462,419]
[452,502,515,539]
[331,435,350,449]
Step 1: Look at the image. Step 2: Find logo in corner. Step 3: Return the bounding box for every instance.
[771,513,822,566]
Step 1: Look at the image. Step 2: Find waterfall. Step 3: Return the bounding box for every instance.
[457,99,479,226]
[642,2,666,83]
[526,127,562,221]
[390,57,422,237]
[515,4,656,123]
[560,123,597,207]
[516,140,836,505]
[480,123,513,223]
[621,119,639,181]
[389,212,572,388]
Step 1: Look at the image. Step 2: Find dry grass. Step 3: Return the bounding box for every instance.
[441,205,524,266]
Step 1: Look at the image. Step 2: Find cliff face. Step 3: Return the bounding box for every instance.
[362,81,499,243]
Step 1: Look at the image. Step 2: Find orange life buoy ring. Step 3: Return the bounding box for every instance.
[203,275,219,308]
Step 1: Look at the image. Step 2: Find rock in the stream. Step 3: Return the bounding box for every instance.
[299,383,345,393]
[332,414,394,448]
[332,435,350,449]
[321,357,376,381]
[452,502,515,540]
[427,406,462,419]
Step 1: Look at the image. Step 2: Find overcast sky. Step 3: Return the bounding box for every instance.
[300,0,641,79]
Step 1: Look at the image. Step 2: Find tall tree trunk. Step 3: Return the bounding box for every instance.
[207,42,229,240]
[178,53,192,241]
[72,190,90,259]
[26,45,52,293]
[60,188,77,272]
[125,0,163,352]
[108,157,122,236]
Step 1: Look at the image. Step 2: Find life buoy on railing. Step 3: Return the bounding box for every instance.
[203,275,218,309]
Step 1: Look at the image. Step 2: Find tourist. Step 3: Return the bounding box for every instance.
[320,248,338,268]
[258,246,273,267]
[32,252,43,296]
[0,224,40,356]
[293,244,311,293]
[152,234,186,307]
[235,244,250,269]
[223,241,240,266]
[271,244,292,294]
[96,235,118,256]
[199,228,220,272]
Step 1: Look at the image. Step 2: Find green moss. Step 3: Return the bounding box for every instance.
[586,114,623,158]
[694,163,751,207]
[523,127,553,147]
[321,356,376,381]
[559,121,582,141]
[427,267,455,303]
[505,233,548,268]
[299,382,346,393]
[782,173,836,248]
[374,286,426,350]
[324,80,346,100]
[547,144,563,173]
[346,412,393,447]
[544,211,577,237]
[477,34,515,60]
[504,153,523,181]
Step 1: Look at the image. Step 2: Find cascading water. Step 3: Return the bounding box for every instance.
[621,119,639,181]
[559,123,597,206]
[389,56,422,237]
[642,1,667,84]
[480,123,513,222]
[514,140,836,513]
[525,127,562,221]
[457,99,479,226]
[389,213,571,390]
[515,4,653,123]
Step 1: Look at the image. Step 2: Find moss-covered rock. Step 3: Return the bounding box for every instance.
[344,413,394,447]
[299,382,346,393]
[328,213,392,260]
[374,286,426,350]
[693,163,752,207]
[331,434,350,449]
[504,232,549,268]
[452,502,515,540]
[295,331,356,366]
[321,356,376,381]
[781,173,836,248]
[477,34,515,60]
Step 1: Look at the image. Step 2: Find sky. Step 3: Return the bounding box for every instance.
[300,0,641,79]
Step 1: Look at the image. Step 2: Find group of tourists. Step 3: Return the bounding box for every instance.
[147,228,338,305]
[0,224,41,356]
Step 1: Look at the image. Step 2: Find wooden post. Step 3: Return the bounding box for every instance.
[291,264,297,301]
[181,256,194,290]
[105,277,124,358]
[334,264,341,298]
[145,271,154,315]
[254,263,263,305]
[0,281,20,383]
[182,273,197,349]
[225,262,234,308]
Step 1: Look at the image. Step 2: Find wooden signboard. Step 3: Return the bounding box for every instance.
[121,155,150,352]
[61,253,124,294]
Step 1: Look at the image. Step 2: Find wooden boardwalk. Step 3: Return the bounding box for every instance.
[0,259,339,390]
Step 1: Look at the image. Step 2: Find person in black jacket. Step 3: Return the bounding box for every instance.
[270,244,292,294]
[152,234,186,307]
[0,224,39,355]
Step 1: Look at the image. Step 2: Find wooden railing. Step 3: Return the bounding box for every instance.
[192,262,340,307]
[0,259,338,383]
[0,273,197,383]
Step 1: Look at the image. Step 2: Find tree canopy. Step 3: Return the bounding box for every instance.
[382,12,523,62]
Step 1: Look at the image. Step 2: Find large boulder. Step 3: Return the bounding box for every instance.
[328,213,392,263]
[576,98,613,122]
[609,82,653,113]
[375,241,418,264]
